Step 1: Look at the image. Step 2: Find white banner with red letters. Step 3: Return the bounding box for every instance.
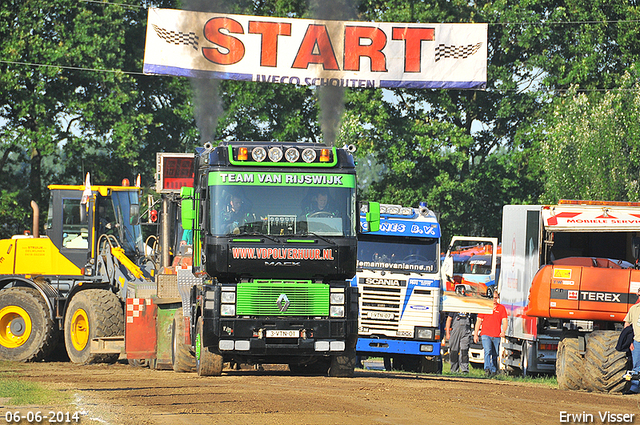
[143,8,487,89]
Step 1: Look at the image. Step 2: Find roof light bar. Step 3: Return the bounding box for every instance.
[229,145,337,166]
[558,199,640,207]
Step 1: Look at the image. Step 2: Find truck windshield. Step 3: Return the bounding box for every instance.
[357,235,439,273]
[208,177,356,237]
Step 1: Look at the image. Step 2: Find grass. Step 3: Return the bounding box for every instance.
[361,357,558,388]
[0,362,70,406]
[442,361,558,388]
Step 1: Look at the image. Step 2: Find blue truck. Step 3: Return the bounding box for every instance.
[355,203,443,372]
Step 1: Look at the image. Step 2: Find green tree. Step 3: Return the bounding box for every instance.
[538,75,640,203]
[0,0,197,237]
[344,0,640,244]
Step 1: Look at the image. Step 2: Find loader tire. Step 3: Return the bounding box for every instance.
[584,331,629,393]
[195,316,222,376]
[64,289,123,364]
[172,309,195,372]
[0,287,57,362]
[556,337,584,390]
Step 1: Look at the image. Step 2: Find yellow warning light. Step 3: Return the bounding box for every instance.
[319,149,331,162]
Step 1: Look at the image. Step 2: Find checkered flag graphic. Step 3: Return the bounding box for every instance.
[434,42,482,62]
[152,24,199,50]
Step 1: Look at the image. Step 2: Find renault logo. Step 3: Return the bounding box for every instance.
[277,294,290,312]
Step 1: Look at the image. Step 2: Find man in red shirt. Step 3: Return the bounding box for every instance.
[473,291,508,376]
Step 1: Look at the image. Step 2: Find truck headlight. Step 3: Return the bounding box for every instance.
[415,327,434,340]
[220,304,236,316]
[330,292,345,304]
[221,291,236,303]
[330,305,344,317]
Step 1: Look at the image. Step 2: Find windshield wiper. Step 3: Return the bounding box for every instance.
[306,232,335,244]
[231,232,279,243]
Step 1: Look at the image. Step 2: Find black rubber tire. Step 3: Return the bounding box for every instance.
[195,316,223,376]
[64,289,123,364]
[329,348,356,377]
[172,309,195,372]
[486,287,494,299]
[556,337,584,390]
[128,359,149,368]
[584,331,629,393]
[0,287,57,362]
[521,341,530,377]
[391,354,421,372]
[383,356,392,371]
[421,356,442,374]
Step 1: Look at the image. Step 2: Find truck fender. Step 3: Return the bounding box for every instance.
[0,277,59,321]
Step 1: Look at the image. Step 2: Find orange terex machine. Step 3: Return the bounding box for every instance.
[526,255,639,392]
[498,200,640,393]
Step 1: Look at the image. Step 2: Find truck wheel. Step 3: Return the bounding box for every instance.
[64,289,123,364]
[195,316,222,376]
[392,354,423,372]
[556,337,584,390]
[383,356,392,371]
[172,309,195,372]
[521,341,530,377]
[486,287,494,299]
[0,287,57,362]
[329,348,356,377]
[421,356,442,374]
[584,331,629,393]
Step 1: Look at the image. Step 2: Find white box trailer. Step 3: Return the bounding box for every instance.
[498,201,640,380]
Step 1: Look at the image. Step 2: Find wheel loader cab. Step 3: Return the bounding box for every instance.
[46,189,92,270]
[46,185,144,271]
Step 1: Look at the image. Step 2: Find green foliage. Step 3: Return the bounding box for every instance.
[0,191,30,239]
[539,75,640,203]
[2,0,640,243]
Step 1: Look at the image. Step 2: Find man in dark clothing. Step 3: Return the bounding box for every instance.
[445,312,474,373]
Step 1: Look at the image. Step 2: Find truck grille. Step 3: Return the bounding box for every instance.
[236,280,329,316]
[359,285,401,334]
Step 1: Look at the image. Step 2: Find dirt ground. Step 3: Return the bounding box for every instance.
[1,361,639,425]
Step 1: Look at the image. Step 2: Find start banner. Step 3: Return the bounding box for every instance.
[143,8,487,89]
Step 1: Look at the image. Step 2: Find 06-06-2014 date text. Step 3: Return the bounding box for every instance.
[4,411,80,423]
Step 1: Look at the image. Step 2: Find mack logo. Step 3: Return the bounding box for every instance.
[265,261,301,267]
[580,291,622,303]
[277,294,290,312]
[363,277,405,286]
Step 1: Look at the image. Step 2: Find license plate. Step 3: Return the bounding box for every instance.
[367,311,394,320]
[265,330,299,338]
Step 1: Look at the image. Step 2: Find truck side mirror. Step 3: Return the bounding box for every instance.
[363,201,380,232]
[181,186,195,231]
[633,237,640,262]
